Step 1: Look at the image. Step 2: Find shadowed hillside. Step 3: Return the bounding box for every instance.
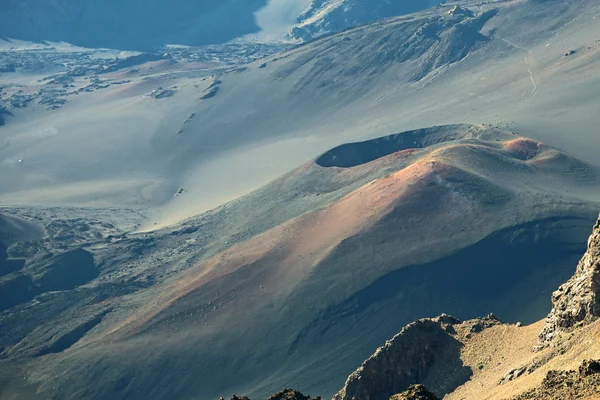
[219,215,600,400]
[0,0,268,50]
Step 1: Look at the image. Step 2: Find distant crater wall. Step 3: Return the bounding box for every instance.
[315,125,475,168]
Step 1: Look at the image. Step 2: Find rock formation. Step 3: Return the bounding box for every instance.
[332,315,476,400]
[218,390,321,400]
[390,384,439,400]
[266,389,321,400]
[512,359,600,400]
[538,215,600,345]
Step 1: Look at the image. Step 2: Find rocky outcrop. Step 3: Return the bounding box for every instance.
[266,389,321,400]
[390,384,439,400]
[217,390,320,400]
[332,315,472,400]
[512,359,600,400]
[289,0,440,41]
[101,53,168,74]
[200,79,221,100]
[538,216,600,345]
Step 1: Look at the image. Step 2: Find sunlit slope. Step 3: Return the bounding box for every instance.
[1,0,599,228]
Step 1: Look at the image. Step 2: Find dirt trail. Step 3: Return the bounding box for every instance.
[495,36,539,118]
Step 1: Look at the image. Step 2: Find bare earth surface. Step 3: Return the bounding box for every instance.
[1,1,600,400]
[1,0,600,229]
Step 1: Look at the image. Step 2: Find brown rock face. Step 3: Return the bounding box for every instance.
[538,216,600,345]
[390,384,439,400]
[332,315,472,400]
[512,359,600,400]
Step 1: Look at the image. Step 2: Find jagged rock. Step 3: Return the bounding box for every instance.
[579,359,600,377]
[289,0,446,42]
[390,384,439,400]
[266,388,321,400]
[150,87,176,99]
[200,86,219,99]
[513,359,600,399]
[217,389,320,400]
[445,6,474,17]
[332,315,470,400]
[538,216,600,346]
[436,313,462,325]
[465,313,502,333]
[499,353,555,386]
[102,53,167,74]
[499,366,527,385]
[200,79,221,100]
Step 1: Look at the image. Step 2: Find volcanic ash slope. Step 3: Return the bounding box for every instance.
[9,124,600,400]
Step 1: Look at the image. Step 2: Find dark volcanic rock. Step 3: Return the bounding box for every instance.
[150,87,176,99]
[102,53,167,73]
[266,389,321,400]
[579,359,600,377]
[32,248,98,292]
[466,313,502,333]
[538,215,600,345]
[200,86,219,99]
[200,80,221,100]
[390,384,439,400]
[217,389,321,400]
[332,315,471,400]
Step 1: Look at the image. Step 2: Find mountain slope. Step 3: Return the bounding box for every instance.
[2,0,599,228]
[2,125,600,400]
[0,0,268,50]
[1,1,600,399]
[0,0,444,50]
[289,0,441,40]
[232,214,600,400]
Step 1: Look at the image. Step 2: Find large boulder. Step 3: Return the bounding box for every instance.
[332,315,470,400]
[538,215,600,345]
[390,384,439,400]
[267,389,321,400]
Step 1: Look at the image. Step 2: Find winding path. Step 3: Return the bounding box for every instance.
[497,36,539,109]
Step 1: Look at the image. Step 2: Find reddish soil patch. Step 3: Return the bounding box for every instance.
[503,139,543,160]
